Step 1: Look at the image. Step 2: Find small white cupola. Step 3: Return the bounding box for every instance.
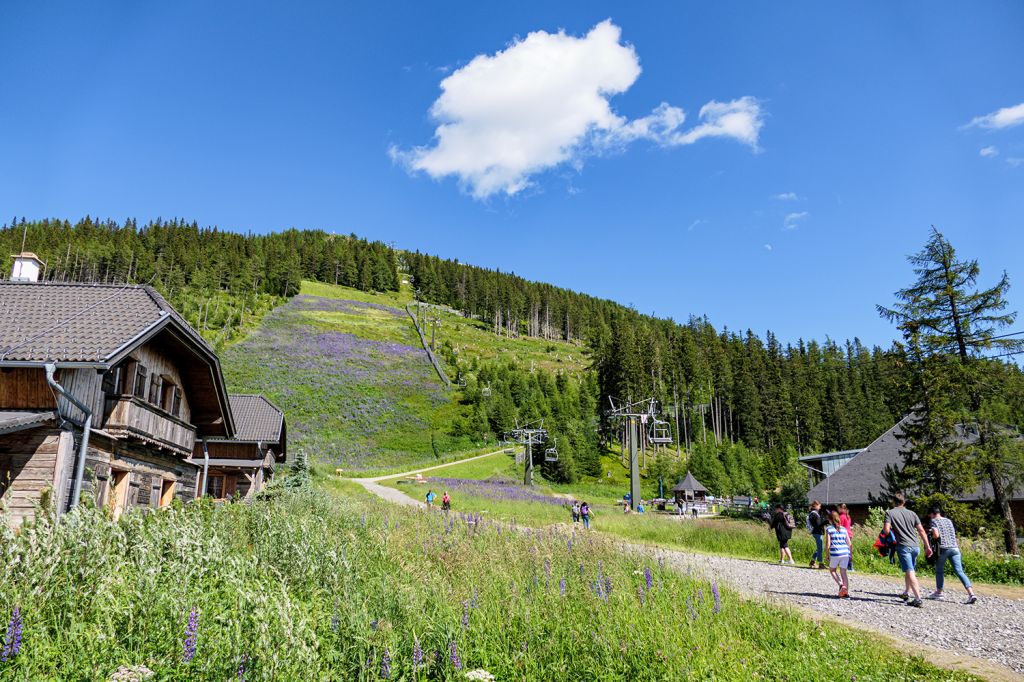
[10,252,45,282]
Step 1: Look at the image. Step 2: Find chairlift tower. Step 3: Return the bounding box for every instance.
[507,419,547,486]
[608,397,663,509]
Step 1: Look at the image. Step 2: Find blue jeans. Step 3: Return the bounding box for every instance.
[896,545,920,573]
[582,515,590,529]
[936,548,972,590]
[812,533,823,563]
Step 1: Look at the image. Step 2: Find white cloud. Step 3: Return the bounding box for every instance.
[963,102,1024,131]
[1008,157,1024,168]
[687,219,706,231]
[979,145,999,157]
[774,192,798,200]
[391,21,765,198]
[783,211,809,230]
[763,243,773,251]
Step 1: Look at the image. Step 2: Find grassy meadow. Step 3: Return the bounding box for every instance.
[221,280,588,474]
[0,480,982,681]
[382,452,1024,587]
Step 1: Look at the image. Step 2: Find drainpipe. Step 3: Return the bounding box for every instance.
[44,363,92,510]
[200,438,210,497]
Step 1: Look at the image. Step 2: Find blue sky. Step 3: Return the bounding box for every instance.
[2,1,1022,348]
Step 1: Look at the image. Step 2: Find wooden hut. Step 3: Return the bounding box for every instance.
[672,471,708,504]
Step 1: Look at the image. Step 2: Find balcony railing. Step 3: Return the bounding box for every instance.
[104,396,196,455]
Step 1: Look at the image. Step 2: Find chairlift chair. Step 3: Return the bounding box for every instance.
[544,447,559,462]
[647,419,673,445]
[481,383,491,398]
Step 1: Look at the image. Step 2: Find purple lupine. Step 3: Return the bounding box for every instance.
[579,563,585,576]
[412,637,423,672]
[237,654,249,681]
[448,641,462,670]
[568,536,574,551]
[470,588,478,609]
[544,559,551,579]
[604,577,613,597]
[712,581,721,614]
[182,607,199,663]
[686,597,698,621]
[697,589,705,605]
[559,578,566,596]
[380,647,391,679]
[370,619,379,631]
[461,601,470,630]
[644,566,653,592]
[1,606,22,662]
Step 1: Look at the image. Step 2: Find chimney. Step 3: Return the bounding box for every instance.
[10,252,45,282]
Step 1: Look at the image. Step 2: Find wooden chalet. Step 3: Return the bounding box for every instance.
[189,394,286,500]
[0,276,236,525]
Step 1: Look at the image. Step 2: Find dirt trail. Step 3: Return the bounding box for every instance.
[349,449,506,508]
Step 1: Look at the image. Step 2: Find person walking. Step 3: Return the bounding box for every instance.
[838,503,855,571]
[571,501,581,524]
[425,489,436,509]
[807,501,827,569]
[580,501,591,529]
[882,493,933,607]
[441,490,451,512]
[926,507,978,604]
[769,504,796,565]
[825,511,852,598]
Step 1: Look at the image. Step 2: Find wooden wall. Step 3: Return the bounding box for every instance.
[0,426,72,527]
[130,343,192,425]
[0,368,57,409]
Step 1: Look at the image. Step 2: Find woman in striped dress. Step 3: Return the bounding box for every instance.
[825,511,852,599]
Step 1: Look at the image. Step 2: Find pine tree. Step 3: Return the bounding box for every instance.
[878,227,1024,552]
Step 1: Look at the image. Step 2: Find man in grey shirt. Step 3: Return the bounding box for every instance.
[882,493,933,607]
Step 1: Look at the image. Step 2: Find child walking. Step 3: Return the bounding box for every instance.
[825,511,851,598]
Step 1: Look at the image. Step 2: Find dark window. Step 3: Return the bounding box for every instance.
[133,365,148,399]
[160,377,175,413]
[101,366,122,395]
[170,387,182,418]
[148,374,161,405]
[206,474,225,499]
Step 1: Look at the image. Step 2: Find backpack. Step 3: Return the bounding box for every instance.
[805,510,817,533]
[874,530,898,564]
[784,512,796,530]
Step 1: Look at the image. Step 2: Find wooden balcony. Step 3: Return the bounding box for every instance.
[104,396,196,456]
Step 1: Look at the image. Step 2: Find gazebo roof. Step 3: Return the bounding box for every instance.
[672,471,708,493]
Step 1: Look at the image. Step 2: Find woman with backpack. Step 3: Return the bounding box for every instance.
[807,501,826,569]
[769,504,796,565]
[825,511,852,598]
[580,501,592,530]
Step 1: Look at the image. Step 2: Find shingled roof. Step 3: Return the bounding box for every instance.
[0,281,212,363]
[228,395,285,444]
[807,415,1023,505]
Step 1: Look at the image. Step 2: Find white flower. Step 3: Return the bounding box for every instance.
[465,670,496,681]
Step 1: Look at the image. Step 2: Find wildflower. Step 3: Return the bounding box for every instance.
[697,589,705,605]
[108,664,155,681]
[559,578,566,596]
[449,640,462,670]
[637,585,646,606]
[658,556,665,572]
[182,607,199,663]
[1,606,22,662]
[521,640,529,653]
[370,619,379,631]
[686,597,698,621]
[461,600,470,630]
[579,563,585,575]
[412,637,423,672]
[712,581,721,614]
[380,647,391,679]
[544,559,551,579]
[644,566,653,591]
[604,577,613,597]
[361,513,366,527]
[465,669,496,681]
[237,654,249,681]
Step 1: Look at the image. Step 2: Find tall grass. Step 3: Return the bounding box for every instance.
[0,489,979,680]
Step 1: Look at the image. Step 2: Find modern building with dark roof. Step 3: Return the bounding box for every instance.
[807,415,1024,523]
[189,394,287,500]
[0,270,245,525]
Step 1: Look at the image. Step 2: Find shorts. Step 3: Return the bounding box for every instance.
[777,536,790,549]
[896,545,920,573]
[829,555,850,570]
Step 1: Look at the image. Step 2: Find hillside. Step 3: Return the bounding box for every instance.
[221,280,588,472]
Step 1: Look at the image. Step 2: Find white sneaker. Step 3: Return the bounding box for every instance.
[788,560,796,565]
[926,591,944,600]
[965,595,978,605]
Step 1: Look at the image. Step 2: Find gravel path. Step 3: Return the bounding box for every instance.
[658,550,1024,679]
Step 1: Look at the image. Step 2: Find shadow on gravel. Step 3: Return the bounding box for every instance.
[767,590,893,604]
